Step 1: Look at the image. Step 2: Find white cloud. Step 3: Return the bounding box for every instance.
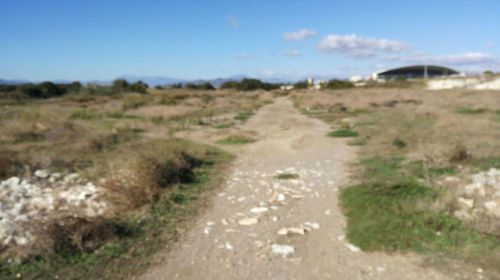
[226,15,240,29]
[285,50,301,57]
[317,34,407,58]
[283,29,317,41]
[234,53,249,60]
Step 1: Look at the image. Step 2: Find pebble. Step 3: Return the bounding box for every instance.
[250,207,269,214]
[238,218,258,226]
[271,244,295,256]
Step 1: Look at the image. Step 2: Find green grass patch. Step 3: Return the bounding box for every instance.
[274,173,300,180]
[69,110,101,120]
[216,135,255,145]
[214,123,231,129]
[455,107,487,115]
[328,129,359,138]
[340,157,500,264]
[234,111,253,122]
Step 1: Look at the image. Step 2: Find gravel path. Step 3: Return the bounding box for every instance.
[140,98,449,280]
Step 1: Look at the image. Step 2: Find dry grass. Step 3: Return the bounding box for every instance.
[293,88,500,166]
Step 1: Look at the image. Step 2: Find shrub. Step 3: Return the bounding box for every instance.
[322,79,354,90]
[112,79,129,93]
[129,81,149,93]
[185,83,215,90]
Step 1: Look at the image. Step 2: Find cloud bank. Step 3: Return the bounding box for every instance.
[317,34,407,58]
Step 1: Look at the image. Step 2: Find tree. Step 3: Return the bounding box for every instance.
[484,70,494,76]
[293,80,309,89]
[39,81,66,98]
[112,79,129,93]
[220,81,239,89]
[130,81,149,93]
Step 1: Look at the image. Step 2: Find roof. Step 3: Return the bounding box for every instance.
[377,65,459,76]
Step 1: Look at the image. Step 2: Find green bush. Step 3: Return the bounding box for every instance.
[328,129,359,137]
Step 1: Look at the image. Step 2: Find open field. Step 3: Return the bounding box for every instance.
[0,87,499,279]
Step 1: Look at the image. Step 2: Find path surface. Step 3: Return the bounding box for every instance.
[140,98,449,280]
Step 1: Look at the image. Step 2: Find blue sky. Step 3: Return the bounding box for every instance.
[1,0,499,81]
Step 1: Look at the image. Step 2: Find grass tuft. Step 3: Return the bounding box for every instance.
[216,135,255,145]
[456,107,487,115]
[274,173,300,180]
[328,129,359,138]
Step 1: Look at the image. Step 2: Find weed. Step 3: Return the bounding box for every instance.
[392,137,407,148]
[70,110,101,120]
[456,107,487,115]
[214,123,231,129]
[274,173,300,180]
[216,135,255,145]
[328,129,359,138]
[122,95,148,111]
[234,111,253,122]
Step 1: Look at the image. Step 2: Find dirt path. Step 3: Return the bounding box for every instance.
[140,98,449,280]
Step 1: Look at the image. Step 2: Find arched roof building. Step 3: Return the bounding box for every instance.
[375,65,459,80]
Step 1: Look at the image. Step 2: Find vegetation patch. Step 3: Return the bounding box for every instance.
[216,135,255,145]
[328,129,359,138]
[274,173,300,180]
[456,107,487,115]
[70,110,102,120]
[0,140,232,280]
[234,111,253,122]
[340,158,500,265]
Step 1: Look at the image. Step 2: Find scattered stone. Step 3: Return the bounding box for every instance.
[325,209,332,215]
[238,218,258,226]
[271,244,295,256]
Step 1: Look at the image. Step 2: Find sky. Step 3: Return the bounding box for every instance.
[1,0,499,82]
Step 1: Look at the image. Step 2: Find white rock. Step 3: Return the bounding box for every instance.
[250,207,269,214]
[277,228,288,235]
[303,222,320,230]
[34,170,49,179]
[225,242,234,250]
[345,243,361,252]
[271,244,295,256]
[277,194,286,202]
[238,218,258,226]
[458,197,474,209]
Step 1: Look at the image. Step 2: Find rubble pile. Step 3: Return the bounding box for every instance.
[0,170,108,250]
[441,168,500,233]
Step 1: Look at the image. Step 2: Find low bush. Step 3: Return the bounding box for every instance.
[328,129,359,138]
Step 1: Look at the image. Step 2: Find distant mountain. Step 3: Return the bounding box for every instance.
[0,78,30,85]
[119,75,187,87]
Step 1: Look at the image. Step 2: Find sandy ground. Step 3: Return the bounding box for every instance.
[139,98,451,280]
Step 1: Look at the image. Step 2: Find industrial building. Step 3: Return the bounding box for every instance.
[373,65,459,80]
